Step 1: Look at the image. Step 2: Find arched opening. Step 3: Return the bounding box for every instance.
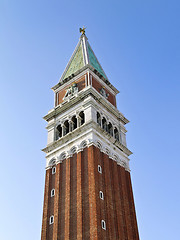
[64,120,69,135]
[97,112,101,126]
[105,148,110,155]
[79,111,85,126]
[70,146,76,154]
[71,116,77,130]
[49,158,56,167]
[97,141,102,150]
[102,117,107,131]
[107,122,113,136]
[56,124,62,139]
[59,152,66,161]
[80,140,87,149]
[114,127,119,141]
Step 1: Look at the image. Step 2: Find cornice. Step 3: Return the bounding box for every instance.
[53,68,118,97]
[53,69,88,93]
[89,69,119,95]
[52,65,118,94]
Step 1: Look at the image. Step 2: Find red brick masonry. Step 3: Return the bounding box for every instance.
[55,73,116,108]
[41,146,139,240]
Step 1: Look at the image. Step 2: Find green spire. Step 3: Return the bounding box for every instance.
[63,43,84,80]
[87,42,107,80]
[60,32,108,81]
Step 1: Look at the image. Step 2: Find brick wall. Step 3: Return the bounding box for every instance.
[91,75,116,107]
[55,75,86,106]
[55,73,117,108]
[41,146,139,239]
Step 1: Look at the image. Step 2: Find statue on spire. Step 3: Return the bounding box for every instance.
[79,26,86,35]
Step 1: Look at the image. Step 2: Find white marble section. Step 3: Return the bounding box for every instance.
[45,128,130,172]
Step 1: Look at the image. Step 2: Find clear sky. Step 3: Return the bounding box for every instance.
[0,0,179,239]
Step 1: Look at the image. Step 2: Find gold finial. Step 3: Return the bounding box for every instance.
[79,26,86,35]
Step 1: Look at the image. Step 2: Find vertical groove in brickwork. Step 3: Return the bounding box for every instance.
[53,163,61,240]
[120,166,134,240]
[88,146,98,239]
[94,147,101,239]
[82,148,90,239]
[109,160,119,239]
[100,150,109,240]
[70,154,77,240]
[97,148,108,240]
[77,151,83,239]
[93,147,101,239]
[65,158,71,239]
[49,169,55,239]
[118,165,128,239]
[103,153,116,240]
[125,171,140,240]
[112,162,125,240]
[41,169,51,240]
[59,161,66,240]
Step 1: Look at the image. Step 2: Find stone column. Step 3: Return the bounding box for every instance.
[84,106,96,123]
[112,126,115,138]
[100,115,102,128]
[69,120,72,132]
[77,116,80,128]
[85,74,87,87]
[87,71,90,86]
[62,124,65,137]
[90,74,92,86]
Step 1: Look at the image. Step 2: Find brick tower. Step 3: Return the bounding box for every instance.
[41,29,139,240]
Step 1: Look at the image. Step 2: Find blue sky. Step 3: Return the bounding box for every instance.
[0,0,179,239]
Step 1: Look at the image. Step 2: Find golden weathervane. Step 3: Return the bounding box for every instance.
[79,26,86,35]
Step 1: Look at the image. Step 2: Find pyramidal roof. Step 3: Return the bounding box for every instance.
[60,33,108,82]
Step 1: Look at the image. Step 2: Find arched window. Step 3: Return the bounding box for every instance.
[79,111,85,126]
[64,120,69,135]
[101,220,106,230]
[56,124,62,139]
[98,165,102,174]
[99,191,104,200]
[71,116,77,130]
[51,189,55,197]
[97,112,101,126]
[102,117,107,131]
[52,166,56,174]
[49,216,54,225]
[107,122,113,136]
[114,127,119,141]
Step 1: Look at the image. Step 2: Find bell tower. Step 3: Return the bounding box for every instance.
[41,29,139,240]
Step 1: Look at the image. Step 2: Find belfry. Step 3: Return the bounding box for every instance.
[41,29,140,240]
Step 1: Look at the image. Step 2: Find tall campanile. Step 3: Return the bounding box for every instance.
[41,29,139,240]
